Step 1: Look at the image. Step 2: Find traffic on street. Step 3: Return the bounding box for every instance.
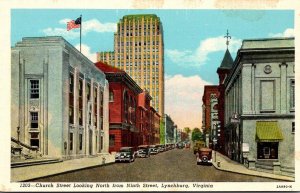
[32,143,282,182]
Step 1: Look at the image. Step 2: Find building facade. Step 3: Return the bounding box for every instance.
[202,86,219,148]
[97,14,164,116]
[95,61,143,152]
[138,91,152,145]
[217,48,234,155]
[164,114,175,144]
[11,37,109,159]
[224,38,295,176]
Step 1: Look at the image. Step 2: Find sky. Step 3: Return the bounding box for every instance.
[11,9,294,130]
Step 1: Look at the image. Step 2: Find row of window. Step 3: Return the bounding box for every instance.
[69,73,104,127]
[120,24,160,32]
[69,132,104,152]
[117,41,160,47]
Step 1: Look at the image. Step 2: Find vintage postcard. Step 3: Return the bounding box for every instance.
[0,0,299,192]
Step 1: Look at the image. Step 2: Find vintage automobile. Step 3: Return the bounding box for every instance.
[149,145,159,155]
[115,147,136,163]
[137,145,151,158]
[177,142,184,149]
[159,144,166,152]
[196,147,213,165]
[155,144,162,153]
[193,140,205,154]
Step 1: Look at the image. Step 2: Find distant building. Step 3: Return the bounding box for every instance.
[224,38,295,176]
[138,91,152,145]
[11,37,109,160]
[164,114,175,144]
[97,14,165,116]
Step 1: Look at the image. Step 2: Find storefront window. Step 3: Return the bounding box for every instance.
[257,142,278,159]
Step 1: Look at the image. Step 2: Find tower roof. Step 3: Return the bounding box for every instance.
[219,49,233,69]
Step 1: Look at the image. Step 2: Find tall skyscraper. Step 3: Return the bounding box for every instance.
[97,14,164,116]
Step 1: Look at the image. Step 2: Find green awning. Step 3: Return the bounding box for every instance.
[256,121,284,142]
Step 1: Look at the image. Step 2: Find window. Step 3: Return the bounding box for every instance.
[100,90,104,130]
[69,73,74,93]
[292,122,295,133]
[291,80,295,109]
[79,133,83,150]
[30,132,39,148]
[109,90,114,102]
[69,107,74,124]
[30,112,38,128]
[100,136,103,151]
[79,79,83,97]
[70,133,73,151]
[79,110,82,126]
[86,83,91,101]
[109,135,115,147]
[257,142,278,159]
[30,80,39,99]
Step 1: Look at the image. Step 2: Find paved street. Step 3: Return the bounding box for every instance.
[32,149,282,182]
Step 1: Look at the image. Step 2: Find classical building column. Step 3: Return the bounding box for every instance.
[19,58,26,143]
[43,58,48,155]
[73,68,78,156]
[251,63,256,114]
[242,63,252,114]
[279,62,288,114]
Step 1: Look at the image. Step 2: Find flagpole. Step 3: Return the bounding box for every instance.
[80,14,82,53]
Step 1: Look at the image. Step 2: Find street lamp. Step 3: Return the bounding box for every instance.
[17,126,20,144]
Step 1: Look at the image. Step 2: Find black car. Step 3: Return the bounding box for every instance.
[137,145,151,158]
[149,145,159,155]
[115,147,136,163]
[177,143,184,149]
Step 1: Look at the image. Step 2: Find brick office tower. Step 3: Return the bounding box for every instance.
[97,14,164,117]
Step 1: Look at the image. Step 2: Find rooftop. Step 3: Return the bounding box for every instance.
[121,14,160,21]
[241,37,294,49]
[219,49,234,69]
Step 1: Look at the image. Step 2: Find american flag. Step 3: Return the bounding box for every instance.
[67,17,81,31]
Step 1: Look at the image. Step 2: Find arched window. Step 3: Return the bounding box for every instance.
[132,98,136,124]
[109,90,114,102]
[123,91,128,122]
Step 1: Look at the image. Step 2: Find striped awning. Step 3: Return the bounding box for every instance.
[256,121,284,142]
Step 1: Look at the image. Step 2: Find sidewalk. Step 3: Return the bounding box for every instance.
[212,151,294,182]
[11,154,115,182]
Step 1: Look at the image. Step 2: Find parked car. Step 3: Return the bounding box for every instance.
[137,145,151,158]
[115,147,136,163]
[196,147,212,165]
[149,145,159,155]
[159,144,166,152]
[177,142,184,149]
[155,145,162,153]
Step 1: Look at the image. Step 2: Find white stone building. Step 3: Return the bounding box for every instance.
[224,38,295,176]
[11,37,110,160]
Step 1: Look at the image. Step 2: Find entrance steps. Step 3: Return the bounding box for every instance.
[11,158,62,168]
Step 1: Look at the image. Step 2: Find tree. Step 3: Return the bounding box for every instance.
[184,127,191,135]
[192,127,204,142]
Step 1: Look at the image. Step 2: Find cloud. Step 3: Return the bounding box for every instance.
[43,18,117,39]
[269,28,294,38]
[165,74,212,130]
[43,27,79,39]
[166,36,242,68]
[75,44,97,62]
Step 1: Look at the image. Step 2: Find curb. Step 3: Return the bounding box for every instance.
[212,162,294,182]
[20,161,116,182]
